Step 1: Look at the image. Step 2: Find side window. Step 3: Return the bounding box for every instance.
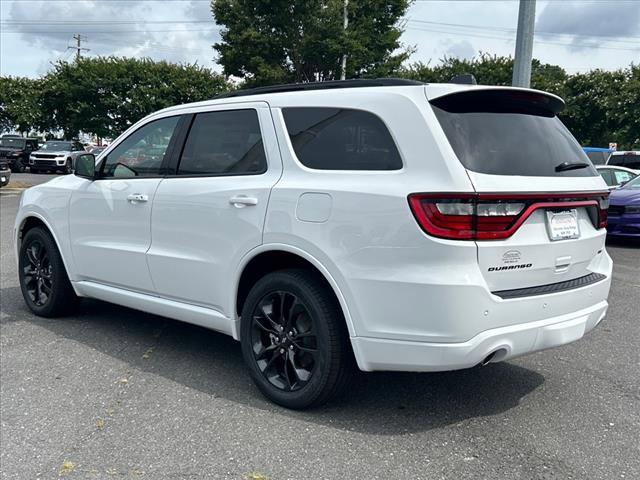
[614,170,634,184]
[177,110,267,176]
[282,107,403,170]
[599,169,615,186]
[102,116,179,178]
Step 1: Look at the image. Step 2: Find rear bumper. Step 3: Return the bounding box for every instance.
[352,300,607,372]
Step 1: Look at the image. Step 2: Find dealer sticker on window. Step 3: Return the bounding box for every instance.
[546,209,580,241]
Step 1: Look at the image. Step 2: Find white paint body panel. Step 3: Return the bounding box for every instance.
[147,103,282,315]
[14,83,613,373]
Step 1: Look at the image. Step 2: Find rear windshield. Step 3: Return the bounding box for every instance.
[609,154,640,170]
[431,90,598,177]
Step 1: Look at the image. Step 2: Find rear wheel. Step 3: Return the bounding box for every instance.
[19,227,79,317]
[240,269,353,409]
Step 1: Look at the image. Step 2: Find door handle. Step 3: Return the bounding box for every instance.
[229,196,258,208]
[127,193,148,203]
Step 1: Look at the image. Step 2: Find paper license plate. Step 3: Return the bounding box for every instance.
[546,209,580,241]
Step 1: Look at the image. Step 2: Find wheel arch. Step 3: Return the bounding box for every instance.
[232,245,357,341]
[16,214,75,288]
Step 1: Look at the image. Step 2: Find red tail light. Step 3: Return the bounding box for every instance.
[408,192,609,241]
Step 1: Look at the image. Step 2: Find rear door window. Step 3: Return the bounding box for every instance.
[177,110,267,176]
[431,90,598,177]
[282,107,402,170]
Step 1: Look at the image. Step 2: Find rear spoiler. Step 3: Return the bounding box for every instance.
[425,85,565,116]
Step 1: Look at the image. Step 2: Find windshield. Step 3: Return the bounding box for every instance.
[431,90,598,177]
[622,175,640,189]
[0,138,26,148]
[41,141,73,151]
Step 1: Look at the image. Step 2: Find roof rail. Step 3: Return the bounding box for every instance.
[213,78,425,99]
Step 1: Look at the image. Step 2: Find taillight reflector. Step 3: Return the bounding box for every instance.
[408,192,609,240]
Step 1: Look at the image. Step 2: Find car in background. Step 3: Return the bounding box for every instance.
[29,140,86,174]
[583,146,614,166]
[607,175,640,239]
[0,158,11,187]
[87,145,106,156]
[0,137,39,172]
[607,151,640,174]
[595,165,637,189]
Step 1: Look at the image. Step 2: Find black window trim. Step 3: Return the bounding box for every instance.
[166,108,269,179]
[281,106,405,172]
[96,114,184,180]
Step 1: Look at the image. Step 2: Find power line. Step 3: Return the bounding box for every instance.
[407,18,640,41]
[405,26,640,52]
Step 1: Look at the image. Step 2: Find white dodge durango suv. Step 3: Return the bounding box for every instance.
[15,79,612,409]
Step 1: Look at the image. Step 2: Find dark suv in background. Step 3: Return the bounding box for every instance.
[0,137,39,172]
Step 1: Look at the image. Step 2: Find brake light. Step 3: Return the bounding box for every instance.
[408,192,609,240]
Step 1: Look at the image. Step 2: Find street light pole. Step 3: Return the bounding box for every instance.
[340,0,349,80]
[512,0,536,88]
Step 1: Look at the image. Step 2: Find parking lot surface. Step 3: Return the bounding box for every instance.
[1,175,639,479]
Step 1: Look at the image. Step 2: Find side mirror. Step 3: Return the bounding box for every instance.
[75,154,96,179]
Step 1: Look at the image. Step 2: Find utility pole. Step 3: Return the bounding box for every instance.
[68,34,89,61]
[340,0,349,80]
[512,0,536,88]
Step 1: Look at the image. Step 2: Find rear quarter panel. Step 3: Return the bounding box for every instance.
[264,88,479,340]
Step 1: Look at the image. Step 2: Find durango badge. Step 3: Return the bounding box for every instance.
[488,264,533,272]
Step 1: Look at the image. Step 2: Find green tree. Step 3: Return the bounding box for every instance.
[398,54,568,95]
[39,57,229,139]
[211,0,412,86]
[0,76,48,134]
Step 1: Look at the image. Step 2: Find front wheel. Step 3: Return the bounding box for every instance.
[64,159,73,174]
[240,269,353,409]
[19,227,79,317]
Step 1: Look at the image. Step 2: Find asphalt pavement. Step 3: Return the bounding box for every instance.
[1,173,639,479]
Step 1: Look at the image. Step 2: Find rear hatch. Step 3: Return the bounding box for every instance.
[419,86,609,294]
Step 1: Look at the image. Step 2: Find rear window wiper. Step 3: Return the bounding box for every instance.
[555,161,590,172]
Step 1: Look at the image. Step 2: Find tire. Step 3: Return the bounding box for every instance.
[18,226,79,317]
[64,159,73,174]
[240,269,354,409]
[30,168,39,174]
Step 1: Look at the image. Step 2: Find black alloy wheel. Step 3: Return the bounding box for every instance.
[21,238,53,307]
[240,269,353,409]
[19,227,79,317]
[250,290,319,392]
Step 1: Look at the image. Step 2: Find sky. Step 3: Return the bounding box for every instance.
[1,0,639,78]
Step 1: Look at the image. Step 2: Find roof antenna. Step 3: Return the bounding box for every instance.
[450,74,477,85]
